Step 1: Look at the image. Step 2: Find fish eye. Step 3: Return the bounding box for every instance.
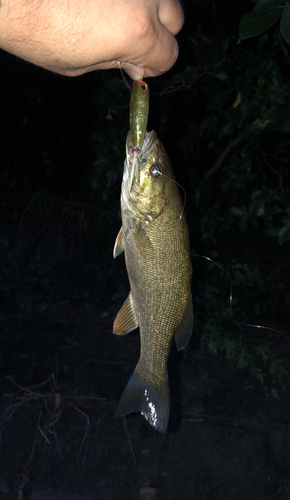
[141,84,146,91]
[150,164,162,178]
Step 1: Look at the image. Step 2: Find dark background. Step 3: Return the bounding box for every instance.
[1,0,290,386]
[1,1,290,498]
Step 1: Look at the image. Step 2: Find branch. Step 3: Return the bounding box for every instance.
[274,30,290,71]
[202,133,244,185]
[159,72,208,97]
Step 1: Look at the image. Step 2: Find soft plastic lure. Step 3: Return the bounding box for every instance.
[129,80,149,150]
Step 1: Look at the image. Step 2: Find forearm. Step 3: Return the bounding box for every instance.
[0,0,103,74]
[0,0,184,78]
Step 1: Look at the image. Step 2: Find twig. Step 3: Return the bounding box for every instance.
[123,416,137,468]
[68,402,90,469]
[49,461,53,500]
[25,409,43,469]
[6,373,55,392]
[159,72,208,97]
[198,133,244,189]
[0,400,26,431]
[182,412,290,430]
[275,30,290,71]
[38,426,51,445]
[51,428,73,469]
[97,407,111,425]
[69,395,106,401]
[256,145,285,192]
[2,373,111,471]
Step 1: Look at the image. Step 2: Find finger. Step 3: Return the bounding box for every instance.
[158,0,184,35]
[123,33,179,78]
[124,65,163,80]
[119,62,145,81]
[142,27,180,75]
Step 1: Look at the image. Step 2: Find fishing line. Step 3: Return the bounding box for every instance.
[161,170,289,342]
[132,151,287,342]
[118,61,132,92]
[120,80,286,341]
[193,253,290,342]
[152,168,187,222]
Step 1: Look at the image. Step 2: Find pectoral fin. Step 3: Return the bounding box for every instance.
[132,223,153,259]
[113,227,125,258]
[113,292,138,335]
[175,293,193,351]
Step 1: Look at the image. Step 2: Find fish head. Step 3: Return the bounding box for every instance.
[122,130,175,222]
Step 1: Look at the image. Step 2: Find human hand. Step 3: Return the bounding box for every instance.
[0,0,184,79]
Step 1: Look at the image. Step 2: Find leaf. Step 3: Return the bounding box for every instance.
[219,123,234,137]
[250,210,259,225]
[206,90,233,110]
[265,226,280,236]
[249,118,275,133]
[266,205,284,215]
[232,91,241,108]
[257,74,266,87]
[199,116,218,134]
[254,0,284,8]
[214,72,229,80]
[230,207,245,217]
[270,104,290,132]
[251,190,262,200]
[239,2,283,41]
[280,1,290,44]
[278,223,290,244]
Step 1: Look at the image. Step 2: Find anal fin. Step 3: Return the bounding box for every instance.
[113,291,138,335]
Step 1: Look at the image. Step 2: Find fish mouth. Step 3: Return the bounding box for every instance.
[122,130,159,221]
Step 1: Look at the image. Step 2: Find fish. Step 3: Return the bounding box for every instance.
[113,128,193,433]
[129,80,149,150]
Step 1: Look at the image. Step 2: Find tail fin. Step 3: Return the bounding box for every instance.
[115,369,169,433]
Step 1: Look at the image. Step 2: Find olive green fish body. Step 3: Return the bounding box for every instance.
[113,131,193,433]
[129,80,149,150]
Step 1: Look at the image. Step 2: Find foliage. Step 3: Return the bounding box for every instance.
[239,0,290,45]
[87,1,290,383]
[194,258,289,385]
[170,18,290,247]
[1,1,289,384]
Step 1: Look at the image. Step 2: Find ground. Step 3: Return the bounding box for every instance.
[0,225,290,500]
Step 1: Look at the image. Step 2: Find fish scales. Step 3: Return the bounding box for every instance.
[127,199,189,381]
[113,129,193,433]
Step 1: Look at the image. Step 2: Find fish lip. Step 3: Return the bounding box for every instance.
[140,136,159,162]
[127,130,158,160]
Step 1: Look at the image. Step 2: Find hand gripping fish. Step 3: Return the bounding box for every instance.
[113,81,193,433]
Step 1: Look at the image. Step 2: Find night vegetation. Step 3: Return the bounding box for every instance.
[1,0,290,383]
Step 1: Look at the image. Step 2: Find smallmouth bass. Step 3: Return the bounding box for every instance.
[113,129,193,433]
